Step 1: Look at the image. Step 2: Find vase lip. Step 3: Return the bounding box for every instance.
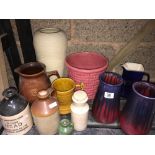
[132,81,155,100]
[99,71,123,87]
[38,27,61,34]
[52,77,76,93]
[65,51,109,73]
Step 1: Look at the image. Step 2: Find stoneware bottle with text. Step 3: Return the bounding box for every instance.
[0,87,33,135]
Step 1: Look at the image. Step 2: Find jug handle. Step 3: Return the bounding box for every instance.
[46,70,60,79]
[75,82,84,90]
[143,72,150,82]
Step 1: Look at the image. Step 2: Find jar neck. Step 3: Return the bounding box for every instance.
[38,96,49,100]
[73,102,87,107]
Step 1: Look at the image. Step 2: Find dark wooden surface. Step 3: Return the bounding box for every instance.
[0,20,21,87]
[15,19,36,63]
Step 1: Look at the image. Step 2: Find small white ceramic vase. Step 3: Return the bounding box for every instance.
[33,27,67,82]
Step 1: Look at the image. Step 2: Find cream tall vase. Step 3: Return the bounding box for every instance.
[33,28,67,82]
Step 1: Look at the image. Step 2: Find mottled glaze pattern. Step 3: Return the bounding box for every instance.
[92,72,123,124]
[120,82,155,135]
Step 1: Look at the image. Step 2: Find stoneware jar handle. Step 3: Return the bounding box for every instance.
[46,70,60,79]
[75,82,84,90]
[143,72,150,82]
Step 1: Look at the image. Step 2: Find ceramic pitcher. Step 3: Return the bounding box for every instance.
[121,62,150,97]
[15,62,60,103]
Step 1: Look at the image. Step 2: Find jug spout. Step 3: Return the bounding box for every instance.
[14,66,21,74]
[121,63,126,70]
[14,62,46,77]
[121,62,144,72]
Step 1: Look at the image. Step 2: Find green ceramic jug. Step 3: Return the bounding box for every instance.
[58,119,73,135]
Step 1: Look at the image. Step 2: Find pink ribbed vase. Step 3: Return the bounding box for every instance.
[65,52,109,100]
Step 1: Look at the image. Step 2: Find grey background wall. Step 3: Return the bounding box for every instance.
[10,19,155,83]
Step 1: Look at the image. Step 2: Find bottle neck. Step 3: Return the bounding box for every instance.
[38,96,49,100]
[73,101,87,107]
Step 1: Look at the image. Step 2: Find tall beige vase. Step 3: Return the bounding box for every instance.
[33,27,67,82]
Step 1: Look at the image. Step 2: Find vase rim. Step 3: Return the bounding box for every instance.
[39,27,61,34]
[52,77,76,93]
[133,82,155,100]
[99,71,123,87]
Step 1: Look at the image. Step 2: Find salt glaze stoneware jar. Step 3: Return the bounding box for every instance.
[92,72,123,124]
[120,82,155,135]
[65,52,109,100]
[0,87,33,135]
[15,62,60,103]
[31,90,60,135]
[33,27,67,82]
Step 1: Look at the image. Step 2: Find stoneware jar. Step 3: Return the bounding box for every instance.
[58,119,73,135]
[33,27,67,82]
[92,72,123,124]
[31,90,60,135]
[15,62,60,103]
[0,87,33,135]
[71,90,89,131]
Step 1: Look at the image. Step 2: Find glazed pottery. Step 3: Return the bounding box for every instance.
[92,72,123,123]
[33,27,67,82]
[71,90,89,131]
[120,82,155,135]
[58,119,73,135]
[52,78,83,115]
[31,90,60,135]
[0,87,33,135]
[65,51,109,100]
[15,62,60,103]
[121,62,150,98]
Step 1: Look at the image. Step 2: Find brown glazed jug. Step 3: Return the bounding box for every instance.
[14,62,60,103]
